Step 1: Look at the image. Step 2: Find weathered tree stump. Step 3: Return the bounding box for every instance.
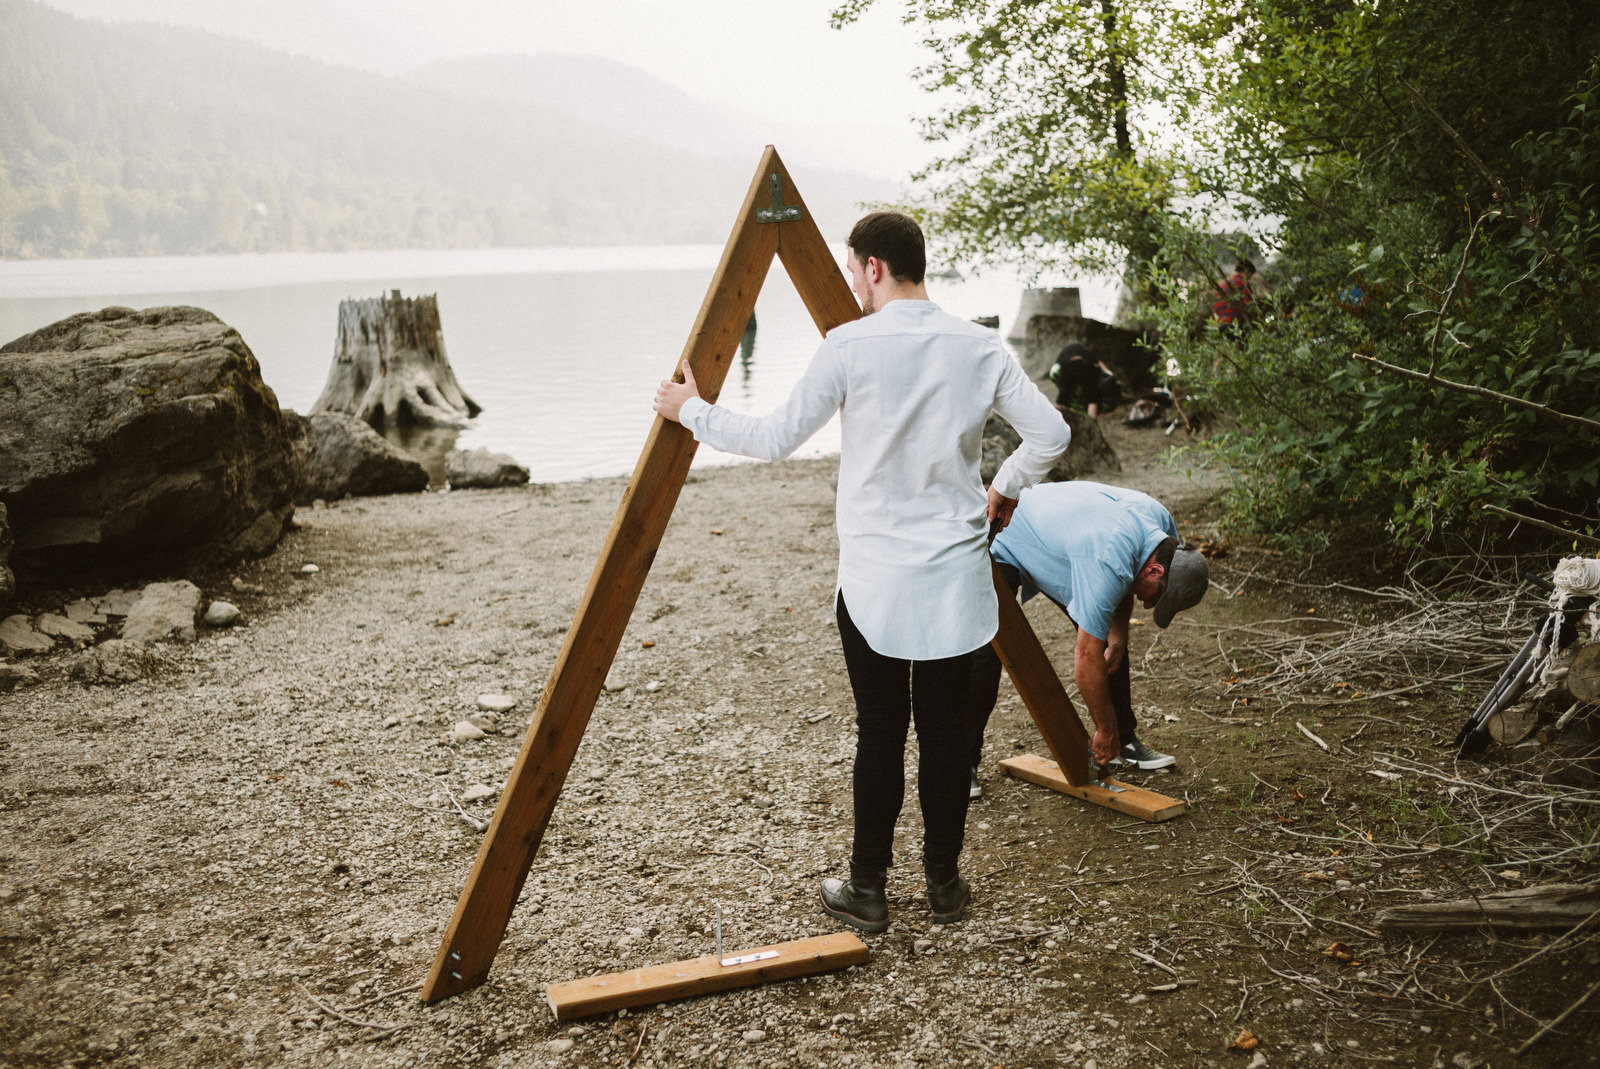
[311,291,481,427]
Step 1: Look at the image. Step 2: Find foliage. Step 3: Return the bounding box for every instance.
[846,0,1600,557]
[1163,1,1600,557]
[832,0,1234,286]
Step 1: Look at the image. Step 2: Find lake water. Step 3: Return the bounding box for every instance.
[0,246,1118,483]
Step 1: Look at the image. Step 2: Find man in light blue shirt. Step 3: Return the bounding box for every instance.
[970,481,1210,788]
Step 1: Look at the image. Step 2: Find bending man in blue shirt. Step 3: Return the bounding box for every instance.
[970,481,1210,789]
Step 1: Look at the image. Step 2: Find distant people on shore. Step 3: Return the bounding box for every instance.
[1048,341,1122,418]
[1212,258,1256,335]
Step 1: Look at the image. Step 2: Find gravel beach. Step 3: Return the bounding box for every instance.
[3,423,1591,1068]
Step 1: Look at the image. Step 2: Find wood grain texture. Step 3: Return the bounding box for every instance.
[999,753,1189,823]
[545,933,870,1020]
[989,564,1093,787]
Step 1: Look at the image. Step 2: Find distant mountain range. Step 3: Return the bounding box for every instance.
[0,0,897,258]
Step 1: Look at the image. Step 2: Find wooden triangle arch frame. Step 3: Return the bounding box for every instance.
[420,146,1177,1004]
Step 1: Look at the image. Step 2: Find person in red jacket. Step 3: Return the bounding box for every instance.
[1211,257,1256,334]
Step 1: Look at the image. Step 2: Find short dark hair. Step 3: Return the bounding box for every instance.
[847,211,925,284]
[1153,536,1178,570]
[1235,257,1256,275]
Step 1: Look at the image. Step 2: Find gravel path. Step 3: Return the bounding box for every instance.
[15,425,1560,1068]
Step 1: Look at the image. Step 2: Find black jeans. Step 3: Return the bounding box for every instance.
[966,564,1138,770]
[835,593,979,873]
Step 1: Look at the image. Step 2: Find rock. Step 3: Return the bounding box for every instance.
[914,939,934,955]
[122,580,201,644]
[451,721,486,742]
[0,502,12,612]
[466,713,499,732]
[0,615,52,653]
[0,306,298,578]
[546,1038,575,1053]
[742,1030,767,1043]
[981,405,1120,484]
[476,693,518,713]
[445,448,530,489]
[461,785,497,803]
[94,589,140,617]
[300,564,320,575]
[281,410,429,504]
[0,664,40,691]
[63,599,97,623]
[603,673,627,693]
[34,613,94,647]
[67,639,159,684]
[203,601,241,628]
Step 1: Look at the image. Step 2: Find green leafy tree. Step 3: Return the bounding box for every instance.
[845,0,1600,556]
[832,0,1233,295]
[1156,0,1600,557]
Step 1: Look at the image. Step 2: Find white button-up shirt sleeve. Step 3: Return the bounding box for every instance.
[989,356,1073,500]
[678,341,845,461]
[675,300,1070,660]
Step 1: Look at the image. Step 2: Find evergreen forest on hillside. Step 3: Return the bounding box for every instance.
[0,0,873,258]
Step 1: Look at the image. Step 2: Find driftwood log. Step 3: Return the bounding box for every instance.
[311,291,480,427]
[1373,882,1600,931]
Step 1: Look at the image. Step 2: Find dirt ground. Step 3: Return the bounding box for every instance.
[2,420,1596,1069]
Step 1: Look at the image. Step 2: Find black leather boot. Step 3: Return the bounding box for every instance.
[819,866,889,934]
[925,861,970,924]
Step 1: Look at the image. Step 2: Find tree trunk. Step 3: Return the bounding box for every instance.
[311,291,481,427]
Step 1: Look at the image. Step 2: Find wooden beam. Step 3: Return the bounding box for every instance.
[999,754,1189,822]
[773,192,864,335]
[544,933,870,1020]
[988,564,1093,787]
[420,149,796,1003]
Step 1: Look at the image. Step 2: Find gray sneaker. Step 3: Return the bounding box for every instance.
[1119,739,1176,770]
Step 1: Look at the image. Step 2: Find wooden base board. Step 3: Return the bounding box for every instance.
[545,932,869,1020]
[999,754,1189,822]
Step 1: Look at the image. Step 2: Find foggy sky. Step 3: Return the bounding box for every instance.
[32,0,941,179]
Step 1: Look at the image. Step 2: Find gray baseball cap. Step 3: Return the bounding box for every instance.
[1153,545,1209,628]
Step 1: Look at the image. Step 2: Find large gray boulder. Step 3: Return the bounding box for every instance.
[0,306,298,580]
[0,502,12,611]
[446,448,530,489]
[981,405,1121,486]
[282,410,430,504]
